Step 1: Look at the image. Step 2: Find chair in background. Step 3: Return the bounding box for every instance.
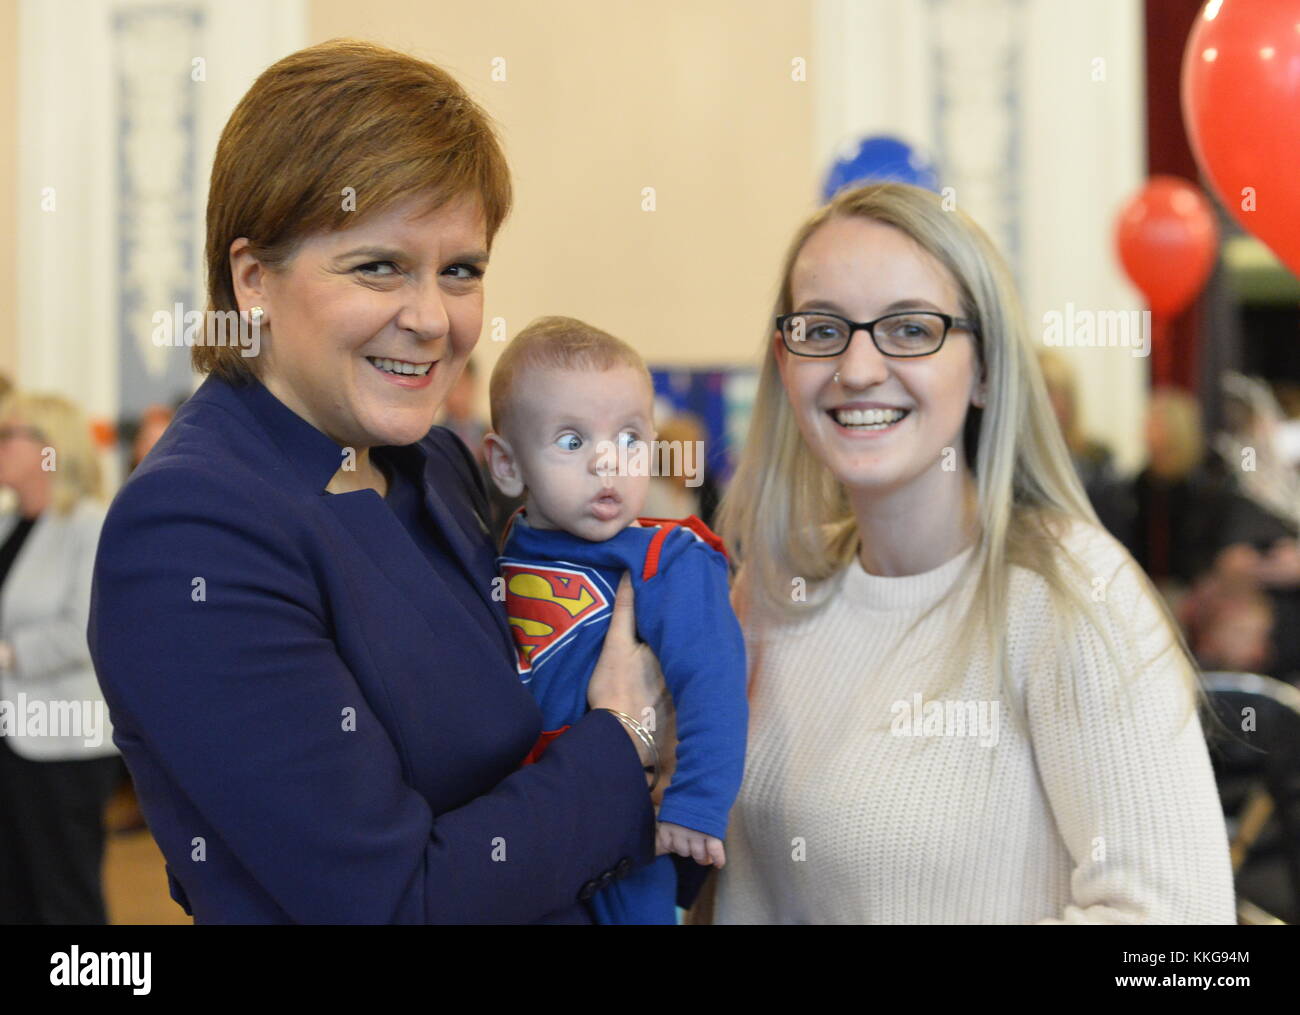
[1202,671,1300,924]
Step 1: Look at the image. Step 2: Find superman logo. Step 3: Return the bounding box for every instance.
[500,561,612,678]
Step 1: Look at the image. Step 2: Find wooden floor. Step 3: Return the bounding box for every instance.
[103,783,190,925]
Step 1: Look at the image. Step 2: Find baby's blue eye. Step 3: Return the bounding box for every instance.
[555,433,582,452]
[617,431,644,449]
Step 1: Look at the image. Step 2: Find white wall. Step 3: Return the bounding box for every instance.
[18,0,306,484]
[17,0,1149,474]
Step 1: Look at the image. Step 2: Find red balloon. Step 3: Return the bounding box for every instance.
[1182,0,1300,278]
[1115,176,1219,318]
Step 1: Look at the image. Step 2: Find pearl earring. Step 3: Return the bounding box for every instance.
[249,306,264,323]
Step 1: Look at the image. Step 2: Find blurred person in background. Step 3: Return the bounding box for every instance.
[1181,542,1300,684]
[1036,351,1126,536]
[1250,536,1300,679]
[639,413,721,527]
[1112,388,1276,592]
[0,375,14,517]
[1273,380,1300,412]
[1134,376,1300,680]
[1215,372,1300,536]
[1213,373,1300,677]
[1177,537,1300,681]
[1266,379,1300,472]
[0,392,118,924]
[129,403,178,474]
[439,358,526,543]
[1179,543,1277,675]
[437,356,487,466]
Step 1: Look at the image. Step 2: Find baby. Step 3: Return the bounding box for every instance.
[482,315,748,925]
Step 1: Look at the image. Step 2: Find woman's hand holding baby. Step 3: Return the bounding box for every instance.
[588,572,666,775]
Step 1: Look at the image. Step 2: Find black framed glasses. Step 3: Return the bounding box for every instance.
[776,310,980,358]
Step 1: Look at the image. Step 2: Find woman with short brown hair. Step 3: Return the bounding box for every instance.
[90,39,670,924]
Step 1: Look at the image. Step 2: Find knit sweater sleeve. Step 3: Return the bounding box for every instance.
[1023,522,1236,924]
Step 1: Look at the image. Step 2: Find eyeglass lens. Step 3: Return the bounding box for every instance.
[784,312,948,356]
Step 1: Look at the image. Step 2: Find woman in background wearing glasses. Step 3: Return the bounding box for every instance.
[697,183,1235,923]
[0,393,119,923]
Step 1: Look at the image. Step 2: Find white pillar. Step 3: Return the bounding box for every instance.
[18,0,306,488]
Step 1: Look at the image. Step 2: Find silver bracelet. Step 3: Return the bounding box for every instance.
[601,708,659,793]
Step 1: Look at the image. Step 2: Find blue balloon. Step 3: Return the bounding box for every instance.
[822,135,940,202]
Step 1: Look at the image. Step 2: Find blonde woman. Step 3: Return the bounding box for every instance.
[1119,388,1282,591]
[701,183,1234,924]
[0,392,118,923]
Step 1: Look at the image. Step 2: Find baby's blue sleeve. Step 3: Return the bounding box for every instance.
[634,533,748,839]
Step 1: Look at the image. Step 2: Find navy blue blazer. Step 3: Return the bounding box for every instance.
[87,373,663,924]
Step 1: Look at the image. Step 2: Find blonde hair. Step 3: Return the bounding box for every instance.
[1146,387,1205,480]
[1037,350,1086,456]
[0,391,103,514]
[716,182,1201,732]
[488,316,653,437]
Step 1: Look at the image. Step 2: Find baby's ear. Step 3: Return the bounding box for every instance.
[483,431,525,498]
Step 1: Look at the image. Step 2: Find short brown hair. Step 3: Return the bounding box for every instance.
[199,38,513,383]
[489,316,652,436]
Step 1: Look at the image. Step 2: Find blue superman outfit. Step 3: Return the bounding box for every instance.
[499,508,748,924]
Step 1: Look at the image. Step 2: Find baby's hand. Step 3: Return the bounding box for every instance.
[656,821,726,868]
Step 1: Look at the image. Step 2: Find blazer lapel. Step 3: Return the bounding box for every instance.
[321,488,511,665]
[211,375,516,666]
[416,442,515,654]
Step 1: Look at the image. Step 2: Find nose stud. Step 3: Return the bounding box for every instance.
[834,370,841,383]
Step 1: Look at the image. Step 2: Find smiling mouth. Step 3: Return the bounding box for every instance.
[829,407,911,430]
[366,356,435,377]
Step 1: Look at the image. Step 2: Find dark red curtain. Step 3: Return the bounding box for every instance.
[1144,0,1211,392]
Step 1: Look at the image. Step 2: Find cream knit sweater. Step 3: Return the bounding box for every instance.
[711,520,1236,924]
